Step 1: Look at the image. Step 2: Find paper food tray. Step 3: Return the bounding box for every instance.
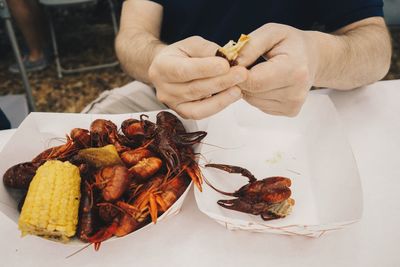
[0,94,362,244]
[195,95,362,237]
[0,111,197,245]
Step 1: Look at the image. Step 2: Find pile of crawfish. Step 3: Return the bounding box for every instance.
[3,111,206,250]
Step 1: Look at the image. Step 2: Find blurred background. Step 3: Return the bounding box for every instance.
[0,0,399,128]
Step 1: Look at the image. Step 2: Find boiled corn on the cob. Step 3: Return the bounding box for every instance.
[18,160,81,242]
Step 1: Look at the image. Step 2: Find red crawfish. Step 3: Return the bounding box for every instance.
[120,147,154,167]
[121,115,152,140]
[90,119,129,153]
[204,164,295,221]
[32,128,91,163]
[80,174,190,250]
[129,174,189,223]
[122,174,190,236]
[141,111,206,189]
[129,157,163,182]
[94,165,131,202]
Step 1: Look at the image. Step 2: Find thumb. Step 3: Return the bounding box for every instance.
[237,23,288,67]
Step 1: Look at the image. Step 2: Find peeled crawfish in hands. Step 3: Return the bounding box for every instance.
[216,34,250,66]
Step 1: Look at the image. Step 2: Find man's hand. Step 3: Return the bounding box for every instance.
[148,36,248,120]
[237,23,317,116]
[237,18,391,117]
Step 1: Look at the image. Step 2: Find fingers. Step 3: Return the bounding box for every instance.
[173,66,248,101]
[149,35,249,119]
[243,88,306,117]
[243,95,287,116]
[151,56,230,82]
[176,36,221,58]
[149,35,231,83]
[237,23,288,67]
[240,54,311,94]
[239,56,292,93]
[175,86,243,120]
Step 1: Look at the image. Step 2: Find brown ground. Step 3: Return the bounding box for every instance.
[0,12,399,113]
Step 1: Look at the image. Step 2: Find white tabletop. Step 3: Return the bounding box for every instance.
[1,80,400,267]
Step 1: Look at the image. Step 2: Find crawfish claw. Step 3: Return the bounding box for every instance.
[175,131,207,146]
[217,198,259,215]
[205,164,257,183]
[217,199,235,208]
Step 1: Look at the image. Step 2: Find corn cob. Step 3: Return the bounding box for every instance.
[18,160,81,242]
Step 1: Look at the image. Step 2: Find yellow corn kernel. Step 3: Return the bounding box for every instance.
[18,160,81,242]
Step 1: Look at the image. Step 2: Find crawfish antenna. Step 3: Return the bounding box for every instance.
[65,243,91,259]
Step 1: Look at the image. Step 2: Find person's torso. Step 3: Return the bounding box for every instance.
[159,0,316,45]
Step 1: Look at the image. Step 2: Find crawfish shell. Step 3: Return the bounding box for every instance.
[216,50,238,66]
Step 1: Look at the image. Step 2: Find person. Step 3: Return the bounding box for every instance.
[83,0,392,119]
[0,108,11,130]
[7,0,49,73]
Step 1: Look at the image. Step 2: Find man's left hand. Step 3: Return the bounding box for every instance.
[237,23,318,116]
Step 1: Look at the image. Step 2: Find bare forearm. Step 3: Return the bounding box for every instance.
[115,30,165,83]
[309,18,391,90]
[114,0,164,83]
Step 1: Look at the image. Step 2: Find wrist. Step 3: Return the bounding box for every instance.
[149,40,167,64]
[146,40,167,85]
[304,30,344,87]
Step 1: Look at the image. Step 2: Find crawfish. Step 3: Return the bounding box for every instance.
[121,116,148,138]
[179,146,204,191]
[70,128,91,148]
[84,202,146,250]
[120,147,154,167]
[95,174,188,243]
[97,202,120,223]
[85,220,120,251]
[95,165,131,202]
[90,119,128,153]
[83,200,146,249]
[216,34,250,66]
[205,164,294,221]
[140,111,207,190]
[32,127,92,163]
[129,157,163,182]
[32,136,78,163]
[127,173,189,223]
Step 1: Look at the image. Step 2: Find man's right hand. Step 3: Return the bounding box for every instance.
[148,36,248,120]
